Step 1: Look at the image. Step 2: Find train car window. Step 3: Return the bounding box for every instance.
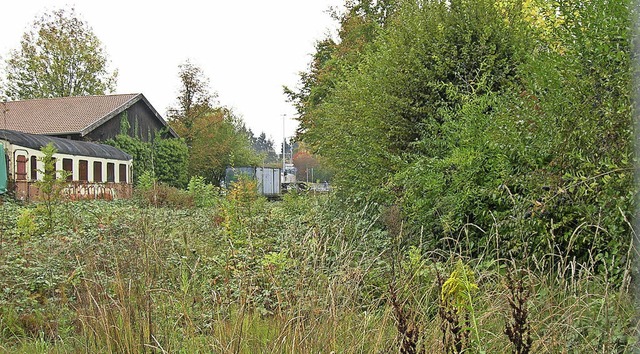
[119,164,127,183]
[93,161,102,182]
[16,155,27,181]
[107,163,115,182]
[63,158,73,181]
[30,156,37,180]
[79,160,88,182]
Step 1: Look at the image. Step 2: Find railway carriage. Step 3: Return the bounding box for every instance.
[0,129,133,201]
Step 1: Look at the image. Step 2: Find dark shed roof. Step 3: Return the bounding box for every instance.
[0,130,132,161]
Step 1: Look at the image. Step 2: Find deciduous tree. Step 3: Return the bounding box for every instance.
[187,108,258,183]
[292,0,633,278]
[3,8,117,100]
[168,62,259,183]
[167,60,217,145]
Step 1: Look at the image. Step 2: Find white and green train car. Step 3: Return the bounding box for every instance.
[0,129,133,201]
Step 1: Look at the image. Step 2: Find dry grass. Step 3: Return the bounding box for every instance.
[0,197,637,353]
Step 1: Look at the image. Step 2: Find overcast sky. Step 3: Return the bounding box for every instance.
[0,0,343,149]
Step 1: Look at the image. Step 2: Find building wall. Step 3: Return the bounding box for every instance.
[86,100,168,142]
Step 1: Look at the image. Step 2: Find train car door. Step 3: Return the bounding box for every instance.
[16,155,27,180]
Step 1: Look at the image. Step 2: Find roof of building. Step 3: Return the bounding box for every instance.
[0,93,177,138]
[0,129,132,161]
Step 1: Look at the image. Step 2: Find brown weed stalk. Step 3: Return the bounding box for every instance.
[389,282,422,354]
[504,271,532,354]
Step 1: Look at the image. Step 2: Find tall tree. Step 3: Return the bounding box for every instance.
[167,62,258,182]
[292,0,633,277]
[167,60,217,144]
[3,8,117,100]
[249,131,278,163]
[187,108,258,183]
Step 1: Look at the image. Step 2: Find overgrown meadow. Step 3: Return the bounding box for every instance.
[0,179,637,353]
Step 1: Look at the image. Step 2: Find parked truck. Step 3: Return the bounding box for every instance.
[281,163,309,192]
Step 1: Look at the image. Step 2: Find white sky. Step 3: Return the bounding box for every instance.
[0,0,343,150]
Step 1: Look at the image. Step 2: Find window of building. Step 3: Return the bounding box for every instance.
[63,158,73,181]
[93,161,102,182]
[79,160,88,182]
[16,155,27,181]
[30,156,37,180]
[107,163,115,182]
[118,164,127,183]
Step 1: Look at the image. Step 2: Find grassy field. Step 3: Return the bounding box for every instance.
[0,189,637,353]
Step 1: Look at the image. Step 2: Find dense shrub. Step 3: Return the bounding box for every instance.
[187,175,220,208]
[106,134,189,188]
[106,134,152,184]
[134,183,194,208]
[290,0,634,278]
[154,137,189,188]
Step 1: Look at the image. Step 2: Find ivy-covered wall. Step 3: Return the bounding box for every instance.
[106,133,189,189]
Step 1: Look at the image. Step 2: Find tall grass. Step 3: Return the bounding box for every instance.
[0,193,637,353]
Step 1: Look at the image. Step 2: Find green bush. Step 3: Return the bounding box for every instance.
[106,135,189,188]
[105,134,152,184]
[16,208,38,241]
[134,183,194,208]
[136,170,156,190]
[187,175,220,208]
[154,137,189,188]
[290,0,633,279]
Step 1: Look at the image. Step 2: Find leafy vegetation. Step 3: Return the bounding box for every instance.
[0,0,636,353]
[168,61,261,183]
[288,0,634,278]
[35,143,70,232]
[0,195,636,353]
[105,132,190,189]
[2,7,117,99]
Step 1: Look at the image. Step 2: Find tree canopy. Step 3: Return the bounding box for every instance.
[289,0,633,277]
[2,8,117,100]
[168,61,260,183]
[166,60,216,145]
[249,131,279,163]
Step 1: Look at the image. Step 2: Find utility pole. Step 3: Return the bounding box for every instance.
[282,115,286,172]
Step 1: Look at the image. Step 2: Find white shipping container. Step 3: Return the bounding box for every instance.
[225,167,282,197]
[255,167,281,196]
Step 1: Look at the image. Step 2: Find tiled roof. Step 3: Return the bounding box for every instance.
[0,94,141,136]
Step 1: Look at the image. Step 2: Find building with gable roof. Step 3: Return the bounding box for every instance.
[0,93,178,200]
[1,93,177,142]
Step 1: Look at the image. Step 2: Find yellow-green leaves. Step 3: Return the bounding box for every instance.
[441,260,479,314]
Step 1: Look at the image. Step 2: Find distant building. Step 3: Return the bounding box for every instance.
[1,93,177,142]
